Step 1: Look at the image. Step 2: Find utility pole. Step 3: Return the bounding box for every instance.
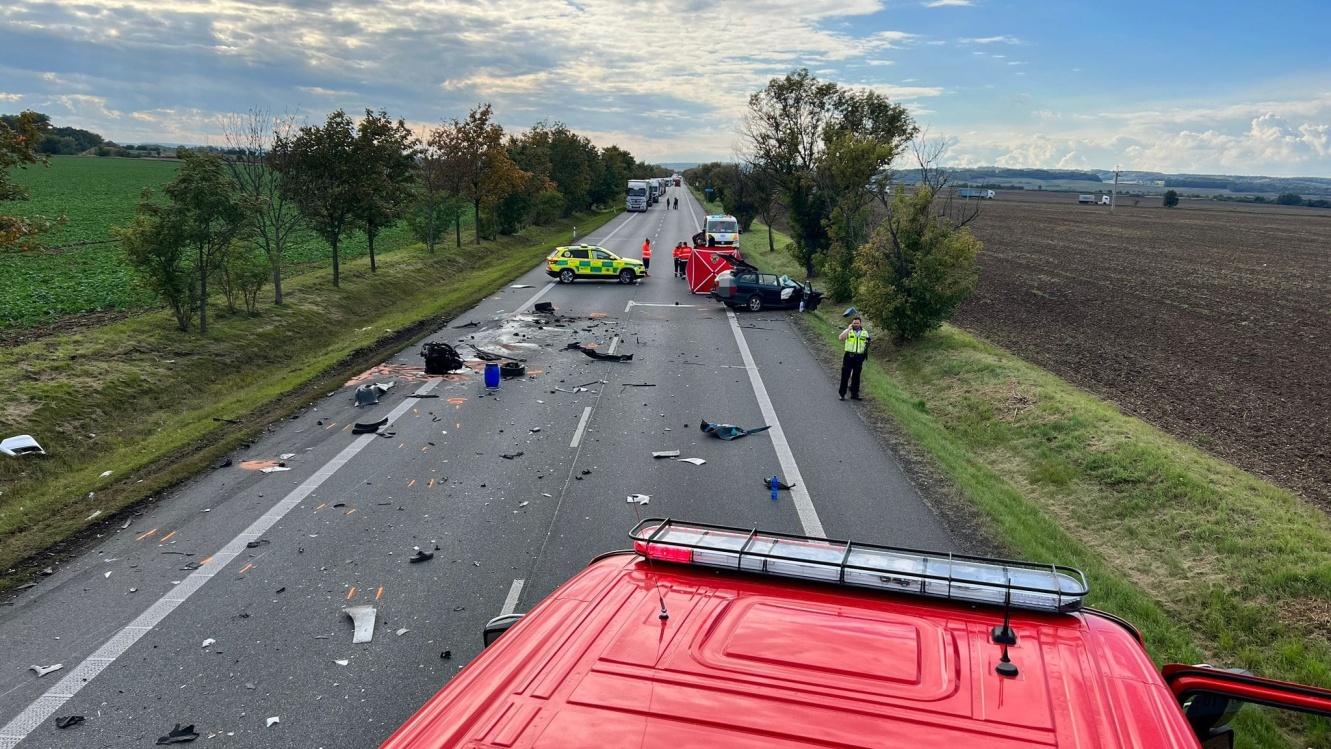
[1111,165,1121,215]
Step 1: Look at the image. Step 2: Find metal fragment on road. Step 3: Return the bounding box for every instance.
[266,716,280,728]
[676,458,706,466]
[396,628,409,636]
[343,605,377,644]
[627,494,650,505]
[201,638,215,648]
[30,663,63,677]
[652,450,680,459]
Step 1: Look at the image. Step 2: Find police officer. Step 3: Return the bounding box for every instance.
[838,317,870,401]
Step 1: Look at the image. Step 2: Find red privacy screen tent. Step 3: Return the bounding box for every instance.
[686,248,743,294]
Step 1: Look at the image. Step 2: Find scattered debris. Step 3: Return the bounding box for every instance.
[676,458,706,466]
[518,501,529,507]
[266,716,280,728]
[99,470,113,478]
[408,393,439,398]
[652,450,680,459]
[352,417,390,435]
[509,284,535,289]
[500,452,524,460]
[40,567,54,576]
[211,417,242,424]
[441,650,452,659]
[30,664,63,677]
[566,343,632,362]
[246,539,270,548]
[279,453,295,460]
[421,342,465,374]
[202,638,216,648]
[700,419,771,441]
[86,510,102,521]
[500,361,526,379]
[214,457,233,469]
[55,716,84,729]
[471,344,524,362]
[533,301,555,313]
[344,605,377,644]
[260,465,291,474]
[275,587,286,594]
[581,469,592,475]
[334,659,349,666]
[409,550,434,563]
[843,307,858,317]
[156,723,199,744]
[121,518,132,529]
[354,383,393,407]
[396,628,410,636]
[104,571,112,579]
[764,477,797,491]
[627,494,651,505]
[452,320,480,328]
[622,383,656,387]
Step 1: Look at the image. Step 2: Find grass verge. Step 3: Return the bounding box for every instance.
[734,215,1331,748]
[0,212,614,582]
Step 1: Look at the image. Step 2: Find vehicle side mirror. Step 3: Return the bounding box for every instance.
[482,613,523,647]
[1163,664,1331,748]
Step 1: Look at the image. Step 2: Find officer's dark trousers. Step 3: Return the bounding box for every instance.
[839,352,866,398]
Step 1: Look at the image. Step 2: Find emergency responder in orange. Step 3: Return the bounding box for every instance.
[673,242,689,277]
[641,239,651,276]
[838,317,870,400]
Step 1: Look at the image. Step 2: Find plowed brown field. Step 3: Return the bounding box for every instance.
[953,192,1331,506]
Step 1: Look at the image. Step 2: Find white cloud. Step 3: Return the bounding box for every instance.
[960,36,1023,44]
[0,93,22,102]
[925,0,973,6]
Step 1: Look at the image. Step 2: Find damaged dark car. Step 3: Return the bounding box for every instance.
[709,256,824,312]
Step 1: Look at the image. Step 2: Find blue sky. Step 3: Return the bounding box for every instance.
[1,0,1328,176]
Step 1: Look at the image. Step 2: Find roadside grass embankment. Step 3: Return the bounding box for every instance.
[0,211,614,584]
[731,212,1331,748]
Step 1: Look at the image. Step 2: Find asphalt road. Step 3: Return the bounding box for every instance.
[0,184,954,748]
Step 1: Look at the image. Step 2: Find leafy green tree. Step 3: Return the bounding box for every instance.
[854,186,982,342]
[163,149,249,334]
[1275,192,1304,206]
[1162,189,1179,208]
[742,69,914,276]
[820,131,897,301]
[272,110,360,286]
[354,109,419,272]
[213,241,271,314]
[221,108,303,304]
[1,110,64,252]
[117,190,198,331]
[532,189,566,225]
[440,104,527,244]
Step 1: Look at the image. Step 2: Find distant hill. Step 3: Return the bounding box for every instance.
[659,162,697,172]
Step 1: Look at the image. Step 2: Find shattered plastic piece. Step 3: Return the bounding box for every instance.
[509,284,535,289]
[409,550,434,563]
[30,664,63,677]
[156,723,199,744]
[55,715,85,729]
[441,650,452,659]
[627,494,651,505]
[0,434,45,457]
[266,716,280,728]
[87,510,102,521]
[99,470,113,478]
[843,306,858,317]
[763,477,797,491]
[518,501,529,507]
[260,466,291,473]
[104,571,112,579]
[533,301,555,313]
[651,450,680,459]
[246,539,270,548]
[279,453,295,460]
[202,638,216,648]
[396,628,410,636]
[566,343,633,362]
[354,384,381,407]
[344,605,377,644]
[352,417,389,435]
[334,659,349,666]
[676,458,707,466]
[699,419,772,441]
[500,452,524,460]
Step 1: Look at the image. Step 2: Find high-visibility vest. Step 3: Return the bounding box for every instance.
[642,242,651,259]
[673,245,689,259]
[844,330,869,354]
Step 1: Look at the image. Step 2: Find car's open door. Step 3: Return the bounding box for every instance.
[1163,664,1331,749]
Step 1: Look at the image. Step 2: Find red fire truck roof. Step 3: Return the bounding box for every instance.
[381,530,1202,748]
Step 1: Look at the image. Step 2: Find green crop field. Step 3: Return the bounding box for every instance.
[2,156,418,328]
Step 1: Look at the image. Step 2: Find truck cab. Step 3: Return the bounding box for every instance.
[381,519,1331,749]
[626,180,649,212]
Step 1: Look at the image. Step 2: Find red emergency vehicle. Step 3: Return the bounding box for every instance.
[381,519,1331,748]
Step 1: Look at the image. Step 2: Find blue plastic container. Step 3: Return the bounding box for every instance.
[484,362,500,389]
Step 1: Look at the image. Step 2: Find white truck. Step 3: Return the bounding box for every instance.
[958,188,995,199]
[626,180,649,212]
[1078,194,1095,204]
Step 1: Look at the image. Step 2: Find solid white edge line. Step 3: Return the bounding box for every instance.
[500,579,526,616]
[0,381,440,749]
[725,309,826,538]
[599,211,637,243]
[570,406,593,448]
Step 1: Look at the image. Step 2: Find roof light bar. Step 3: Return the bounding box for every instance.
[630,519,1088,614]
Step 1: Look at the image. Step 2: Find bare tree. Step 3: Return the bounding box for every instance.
[220,108,303,305]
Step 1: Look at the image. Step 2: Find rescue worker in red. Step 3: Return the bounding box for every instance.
[641,239,651,276]
[673,242,689,278]
[838,317,870,400]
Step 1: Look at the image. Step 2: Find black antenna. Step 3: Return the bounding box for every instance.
[629,498,668,621]
[993,580,1018,677]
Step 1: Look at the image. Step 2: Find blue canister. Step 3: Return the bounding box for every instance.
[483,362,501,389]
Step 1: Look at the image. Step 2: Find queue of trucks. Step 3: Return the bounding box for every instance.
[625,176,680,212]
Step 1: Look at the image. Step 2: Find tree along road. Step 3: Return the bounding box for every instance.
[0,183,953,748]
